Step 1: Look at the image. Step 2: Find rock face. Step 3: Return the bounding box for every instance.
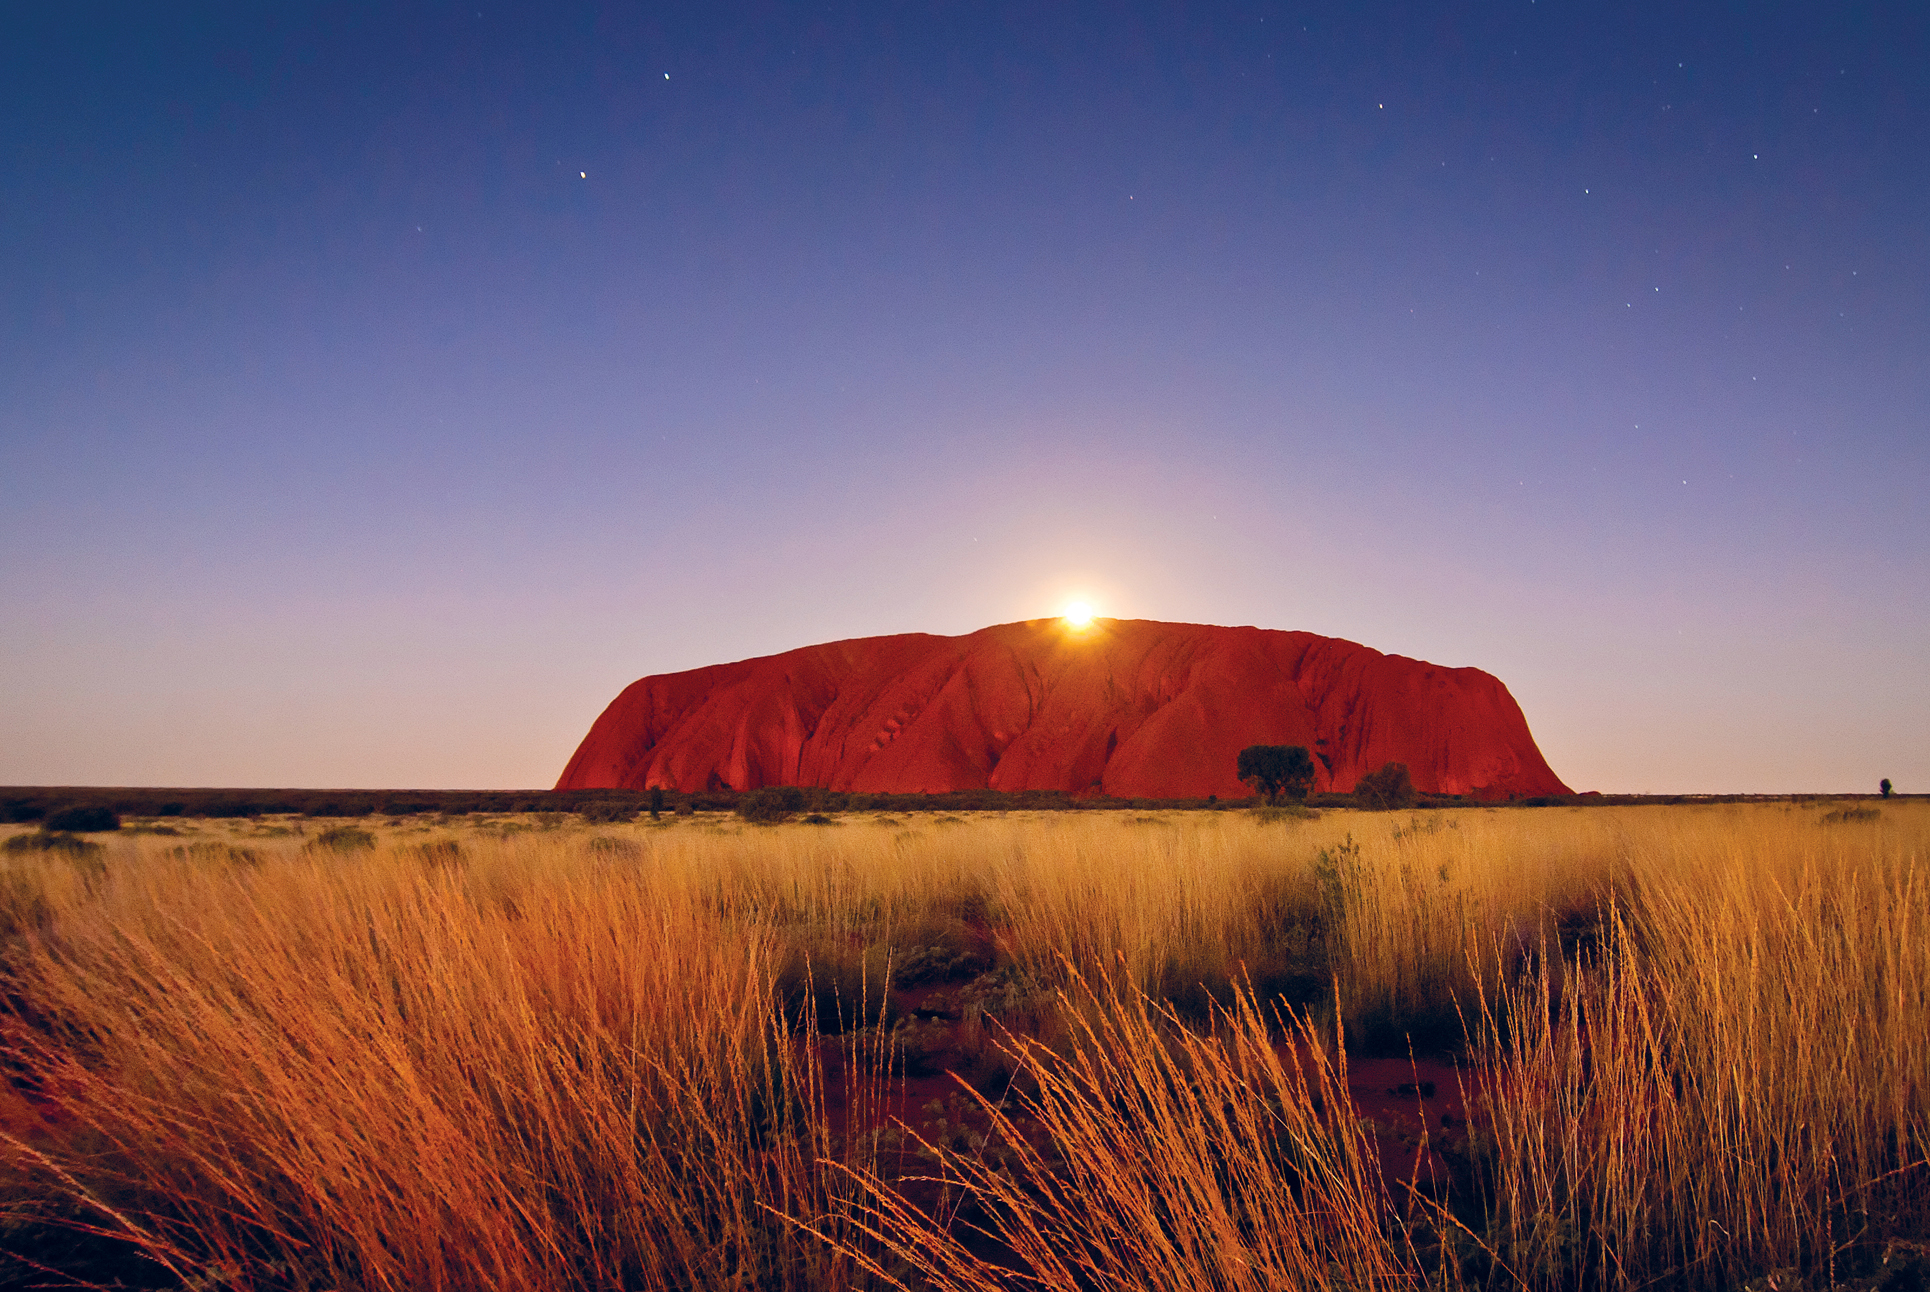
[556,619,1571,800]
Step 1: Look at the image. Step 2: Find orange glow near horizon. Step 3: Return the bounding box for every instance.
[1063,601,1095,630]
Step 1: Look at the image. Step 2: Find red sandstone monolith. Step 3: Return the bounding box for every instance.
[555,619,1571,800]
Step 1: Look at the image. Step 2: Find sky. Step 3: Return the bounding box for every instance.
[3,3,1925,794]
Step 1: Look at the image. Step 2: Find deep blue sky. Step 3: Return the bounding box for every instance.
[4,3,1924,792]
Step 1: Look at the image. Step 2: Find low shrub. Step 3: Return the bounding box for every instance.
[42,805,120,833]
[3,832,104,858]
[166,841,265,867]
[1353,762,1417,811]
[408,839,465,867]
[312,826,376,852]
[579,800,636,824]
[1252,804,1318,825]
[737,787,805,824]
[888,917,995,987]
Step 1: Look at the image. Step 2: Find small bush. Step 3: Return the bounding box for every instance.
[1253,804,1318,825]
[737,787,805,824]
[889,917,995,987]
[1353,762,1417,811]
[1390,813,1456,841]
[313,826,376,852]
[166,841,264,867]
[42,805,120,833]
[1821,806,1880,825]
[408,839,465,868]
[579,800,636,824]
[4,832,104,858]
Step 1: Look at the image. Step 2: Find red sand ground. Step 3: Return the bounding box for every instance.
[558,618,1570,800]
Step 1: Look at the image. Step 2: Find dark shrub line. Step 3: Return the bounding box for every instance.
[0,787,1904,825]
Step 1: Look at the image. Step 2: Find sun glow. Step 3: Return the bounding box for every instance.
[1063,601,1094,629]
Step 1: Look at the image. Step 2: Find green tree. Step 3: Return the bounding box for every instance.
[1880,778,1893,799]
[1236,745,1316,804]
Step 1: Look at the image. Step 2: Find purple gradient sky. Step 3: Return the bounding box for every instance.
[3,4,1925,793]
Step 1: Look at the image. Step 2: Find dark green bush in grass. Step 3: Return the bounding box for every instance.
[4,832,104,858]
[42,805,120,833]
[1353,762,1417,811]
[736,787,806,824]
[579,799,636,824]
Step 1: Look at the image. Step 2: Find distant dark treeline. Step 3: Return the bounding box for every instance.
[1,786,1242,822]
[0,786,1892,824]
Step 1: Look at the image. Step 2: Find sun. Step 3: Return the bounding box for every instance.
[1063,601,1095,630]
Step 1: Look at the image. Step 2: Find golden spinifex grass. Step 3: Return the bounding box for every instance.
[0,801,1925,1290]
[0,835,896,1290]
[816,964,1422,1292]
[1463,811,1930,1289]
